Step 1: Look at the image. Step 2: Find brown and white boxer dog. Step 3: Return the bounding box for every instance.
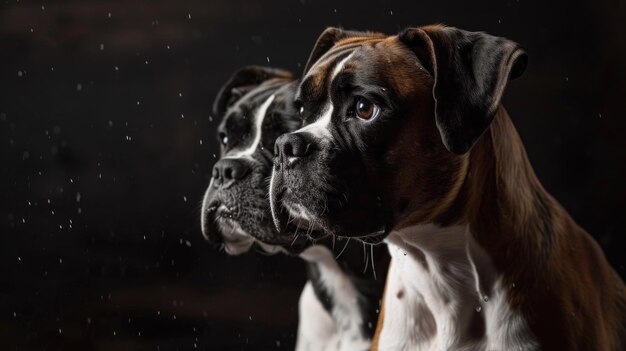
[200,66,389,350]
[269,26,626,350]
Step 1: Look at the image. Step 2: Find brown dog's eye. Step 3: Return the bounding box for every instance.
[355,98,380,120]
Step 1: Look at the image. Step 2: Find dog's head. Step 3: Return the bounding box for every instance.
[269,26,527,242]
[201,66,305,255]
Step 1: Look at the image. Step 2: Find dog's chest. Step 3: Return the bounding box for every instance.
[377,225,537,351]
[296,245,371,351]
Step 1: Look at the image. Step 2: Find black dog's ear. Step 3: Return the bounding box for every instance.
[212,66,293,117]
[399,25,528,154]
[303,27,382,75]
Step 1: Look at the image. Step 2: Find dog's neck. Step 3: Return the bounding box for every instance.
[378,107,550,349]
[296,245,373,351]
[438,107,562,304]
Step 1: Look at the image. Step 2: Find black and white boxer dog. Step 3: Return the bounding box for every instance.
[200,66,389,350]
[270,26,626,350]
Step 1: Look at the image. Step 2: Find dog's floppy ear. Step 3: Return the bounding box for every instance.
[399,25,528,154]
[212,66,293,117]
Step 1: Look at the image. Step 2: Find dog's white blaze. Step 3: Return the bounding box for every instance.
[226,94,275,159]
[297,245,372,351]
[298,103,334,138]
[296,53,354,139]
[378,224,538,351]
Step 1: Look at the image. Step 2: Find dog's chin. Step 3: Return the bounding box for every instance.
[215,218,254,255]
[216,218,287,256]
[279,194,389,244]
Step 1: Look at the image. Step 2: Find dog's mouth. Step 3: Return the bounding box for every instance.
[269,191,330,243]
[269,169,390,245]
[203,198,313,255]
[202,201,252,255]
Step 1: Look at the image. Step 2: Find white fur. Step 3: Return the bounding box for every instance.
[377,224,538,351]
[296,53,354,139]
[200,177,214,240]
[227,94,275,159]
[296,245,371,351]
[297,102,334,139]
[295,282,338,351]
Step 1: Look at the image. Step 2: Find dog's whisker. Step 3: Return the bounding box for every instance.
[370,244,377,280]
[363,243,370,274]
[363,241,367,264]
[336,237,351,260]
[290,232,301,248]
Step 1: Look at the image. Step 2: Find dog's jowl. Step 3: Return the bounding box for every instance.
[270,26,626,350]
[201,66,389,351]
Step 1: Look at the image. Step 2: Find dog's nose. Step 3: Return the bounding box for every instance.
[212,158,249,187]
[275,133,313,166]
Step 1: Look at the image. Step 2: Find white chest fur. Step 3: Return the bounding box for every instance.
[295,245,371,351]
[378,225,537,351]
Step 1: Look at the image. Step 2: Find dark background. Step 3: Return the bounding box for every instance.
[1,0,625,350]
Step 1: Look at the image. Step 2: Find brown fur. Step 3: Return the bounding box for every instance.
[442,108,626,350]
[298,27,625,350]
[365,35,626,351]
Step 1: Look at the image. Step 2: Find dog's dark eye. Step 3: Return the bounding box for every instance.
[355,98,380,121]
[218,132,228,146]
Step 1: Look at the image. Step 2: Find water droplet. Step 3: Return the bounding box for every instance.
[475,306,482,312]
[483,295,489,302]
